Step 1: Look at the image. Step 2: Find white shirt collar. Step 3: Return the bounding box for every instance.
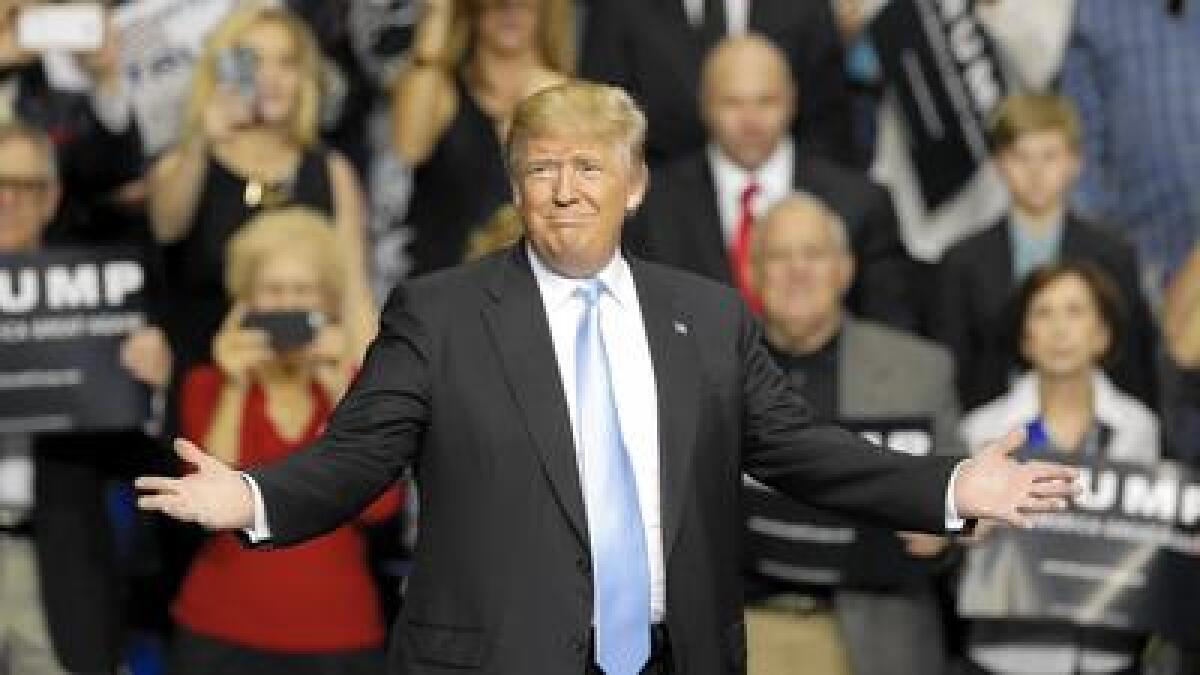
[525,242,637,311]
[706,139,795,244]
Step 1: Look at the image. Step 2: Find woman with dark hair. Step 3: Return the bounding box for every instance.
[956,261,1159,675]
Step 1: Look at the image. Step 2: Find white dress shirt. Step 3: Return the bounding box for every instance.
[527,245,666,623]
[682,0,751,35]
[0,434,34,523]
[707,140,795,247]
[244,244,966,611]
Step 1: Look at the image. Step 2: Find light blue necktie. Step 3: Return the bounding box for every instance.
[576,279,651,675]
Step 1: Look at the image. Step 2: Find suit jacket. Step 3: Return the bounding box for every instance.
[625,149,920,332]
[934,213,1159,413]
[840,318,964,458]
[580,0,852,167]
[248,245,959,674]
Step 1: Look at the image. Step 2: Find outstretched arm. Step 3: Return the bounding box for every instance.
[137,287,432,545]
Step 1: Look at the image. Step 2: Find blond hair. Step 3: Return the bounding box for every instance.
[443,0,576,75]
[505,80,647,173]
[225,207,346,317]
[182,3,323,147]
[465,203,523,261]
[988,92,1082,153]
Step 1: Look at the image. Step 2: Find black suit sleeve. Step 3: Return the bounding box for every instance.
[248,286,430,546]
[848,186,920,331]
[736,303,959,533]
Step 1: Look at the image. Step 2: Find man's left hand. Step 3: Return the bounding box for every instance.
[954,428,1079,529]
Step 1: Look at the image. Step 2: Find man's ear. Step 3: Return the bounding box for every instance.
[838,253,856,296]
[626,161,649,211]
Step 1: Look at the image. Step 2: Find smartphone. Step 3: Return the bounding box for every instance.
[215,45,259,101]
[242,310,326,351]
[16,3,104,53]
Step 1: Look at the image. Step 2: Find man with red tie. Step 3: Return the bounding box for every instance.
[625,35,920,331]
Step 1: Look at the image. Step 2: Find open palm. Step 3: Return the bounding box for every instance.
[954,429,1079,529]
[135,438,255,530]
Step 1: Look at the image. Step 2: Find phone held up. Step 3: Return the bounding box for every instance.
[242,310,326,352]
[215,45,259,104]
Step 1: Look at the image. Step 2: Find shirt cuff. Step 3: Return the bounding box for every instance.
[240,473,272,543]
[945,460,966,531]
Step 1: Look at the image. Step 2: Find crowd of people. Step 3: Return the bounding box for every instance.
[0,0,1198,674]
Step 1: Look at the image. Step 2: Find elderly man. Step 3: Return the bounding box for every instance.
[744,193,963,675]
[625,34,918,331]
[137,82,1075,675]
[0,121,170,674]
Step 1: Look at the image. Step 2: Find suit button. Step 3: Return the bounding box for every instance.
[576,556,590,573]
[571,636,586,654]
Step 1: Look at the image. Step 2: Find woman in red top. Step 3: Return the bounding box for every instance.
[170,207,398,675]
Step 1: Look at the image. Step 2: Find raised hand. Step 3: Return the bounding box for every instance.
[213,304,272,386]
[120,325,172,388]
[135,438,255,530]
[953,428,1079,529]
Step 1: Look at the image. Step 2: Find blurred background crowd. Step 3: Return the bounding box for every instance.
[0,0,1199,673]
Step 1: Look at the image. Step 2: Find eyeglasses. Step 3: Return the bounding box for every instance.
[0,177,52,202]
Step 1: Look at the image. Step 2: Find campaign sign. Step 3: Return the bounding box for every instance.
[743,417,944,590]
[958,453,1200,632]
[0,248,151,433]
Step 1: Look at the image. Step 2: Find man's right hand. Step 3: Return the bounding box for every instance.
[135,438,255,530]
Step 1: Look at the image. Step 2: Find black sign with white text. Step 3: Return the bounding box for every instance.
[871,0,1007,209]
[743,417,944,590]
[0,247,152,433]
[958,452,1200,633]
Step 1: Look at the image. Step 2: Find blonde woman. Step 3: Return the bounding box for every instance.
[150,3,375,378]
[171,208,397,675]
[390,0,572,275]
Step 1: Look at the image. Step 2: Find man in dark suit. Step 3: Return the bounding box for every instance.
[624,35,919,331]
[933,93,1158,413]
[581,0,853,167]
[137,82,1076,675]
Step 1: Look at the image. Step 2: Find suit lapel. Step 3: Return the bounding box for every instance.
[693,158,733,284]
[629,259,701,561]
[1060,213,1087,260]
[481,247,589,546]
[984,221,1016,315]
[840,321,884,416]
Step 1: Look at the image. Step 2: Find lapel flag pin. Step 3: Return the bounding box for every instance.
[674,321,688,335]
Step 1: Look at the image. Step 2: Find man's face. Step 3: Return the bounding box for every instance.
[0,135,59,252]
[996,130,1080,218]
[512,133,646,277]
[756,205,853,335]
[702,44,795,171]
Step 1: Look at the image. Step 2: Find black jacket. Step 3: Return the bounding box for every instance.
[248,245,959,673]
